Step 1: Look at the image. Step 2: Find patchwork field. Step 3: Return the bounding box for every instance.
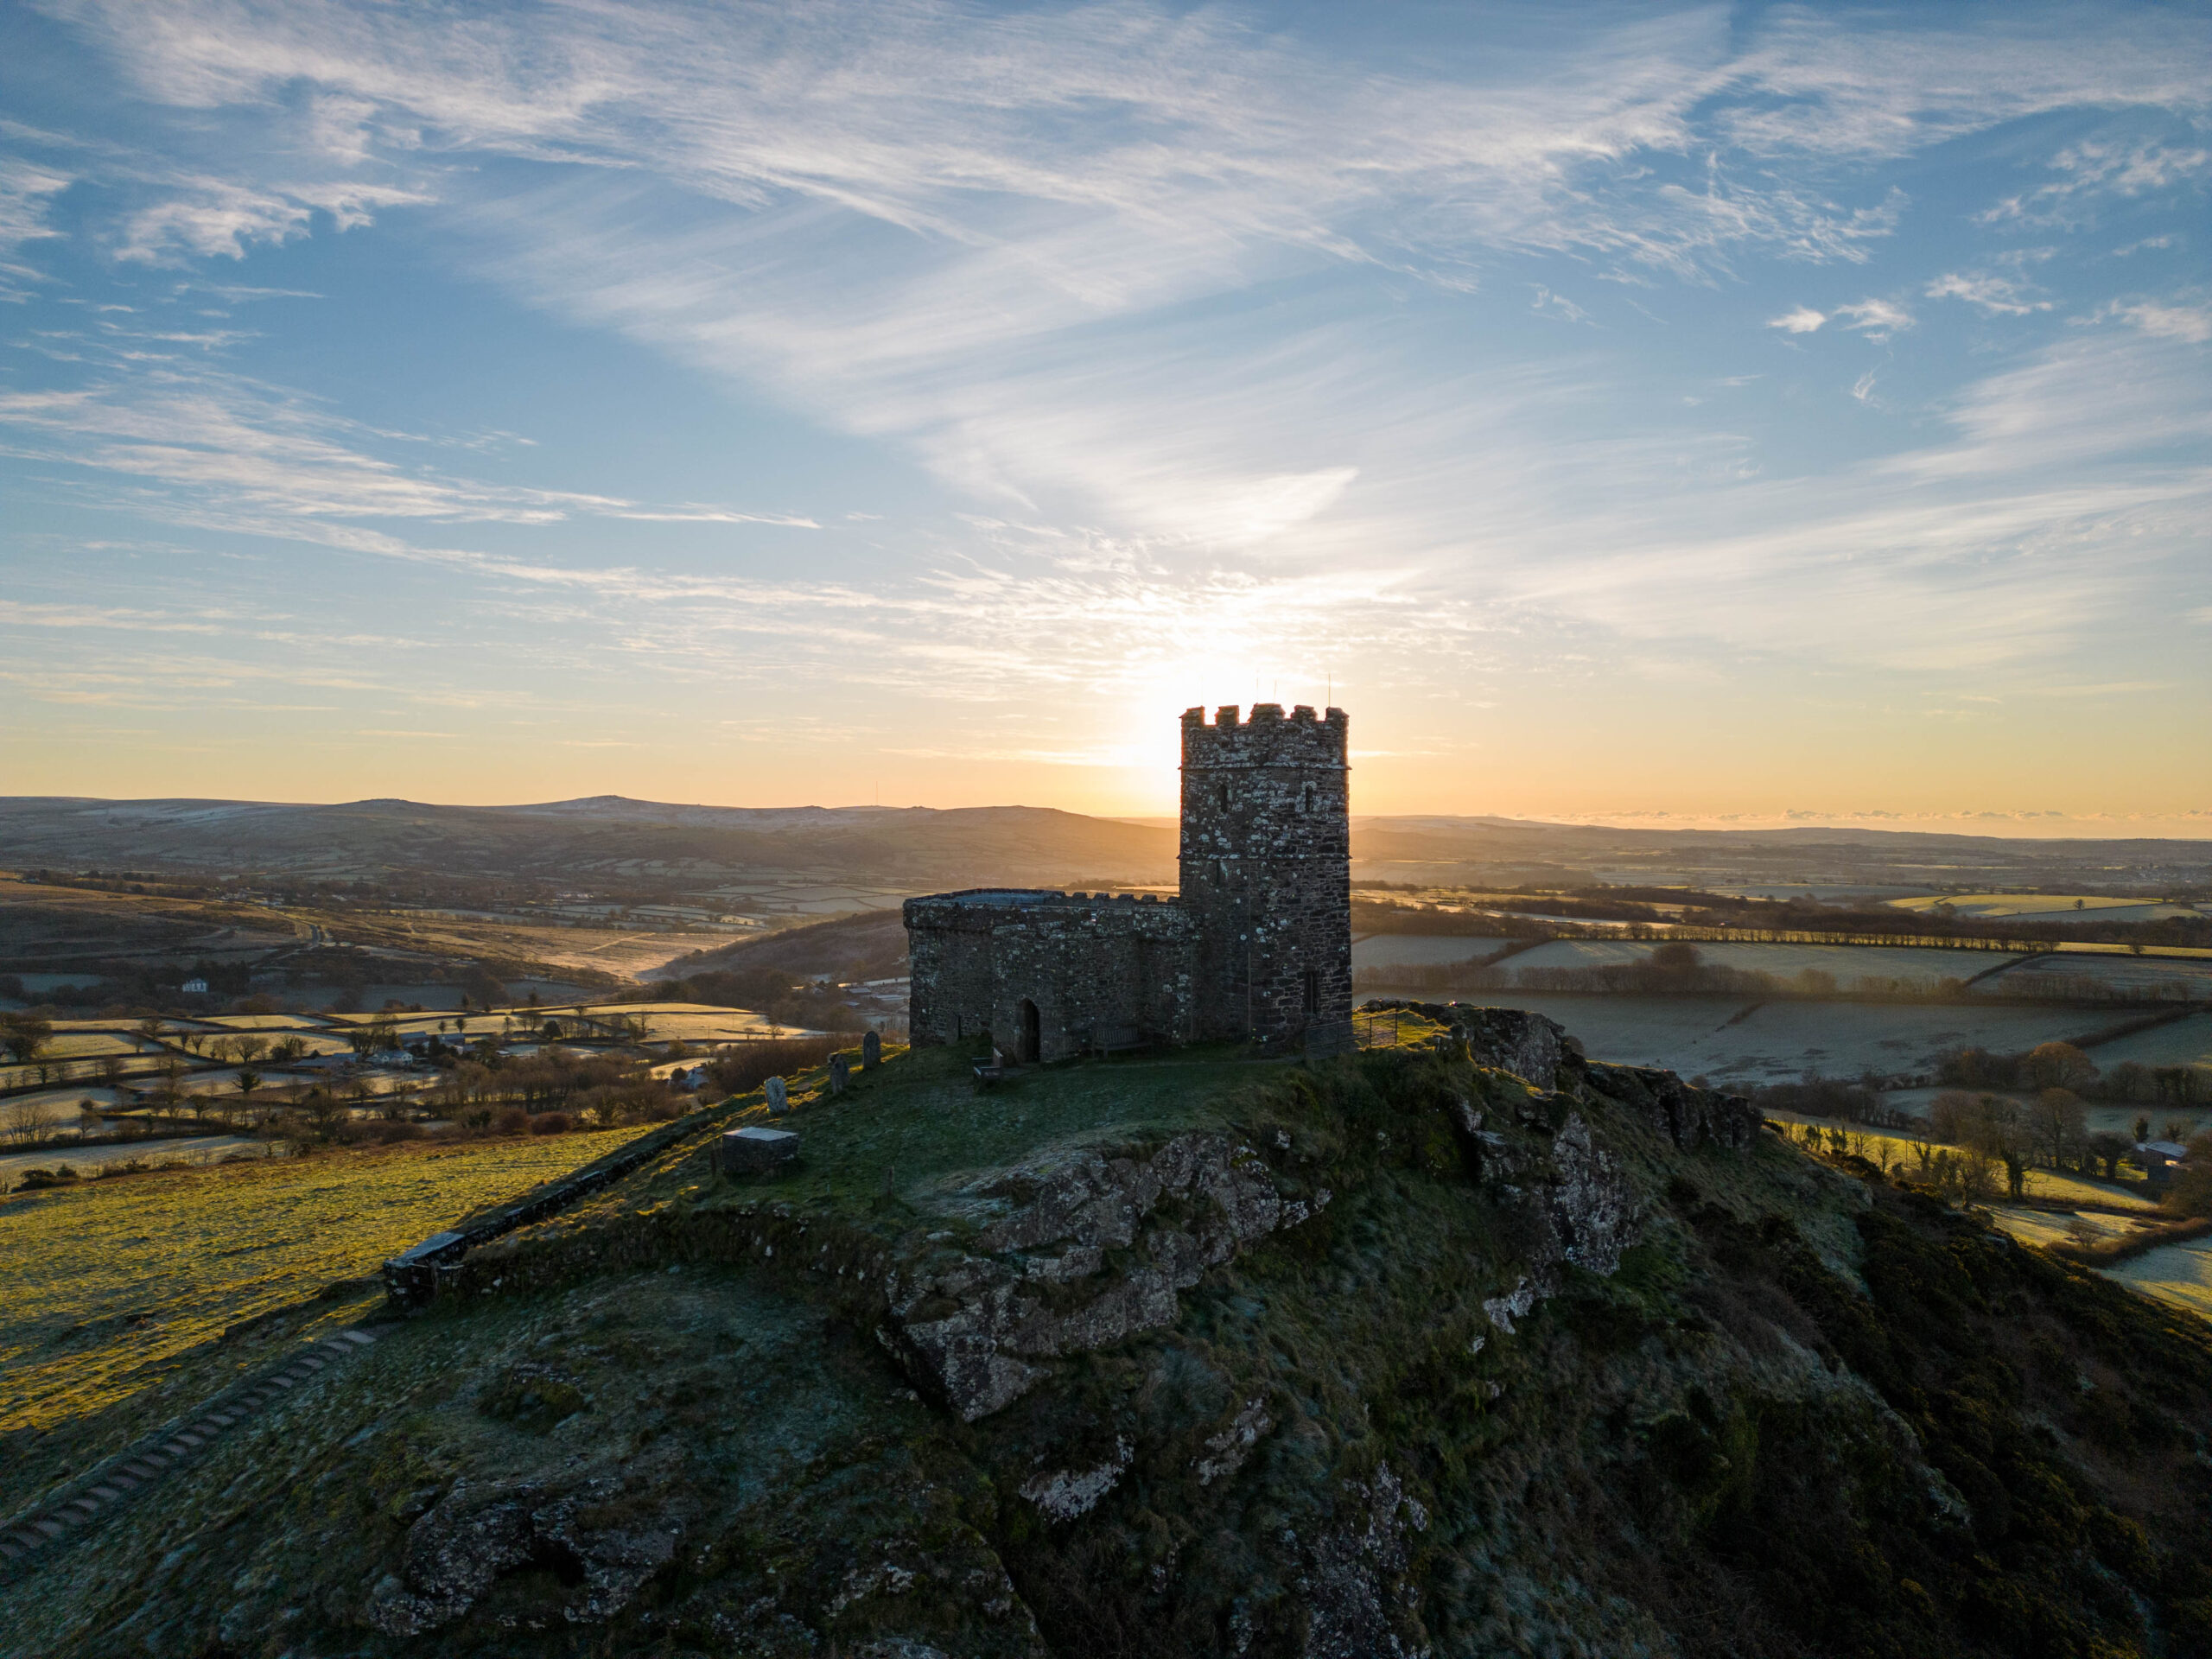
[0,1128,652,1439]
[1502,938,2018,984]
[1351,935,1510,968]
[1888,893,2202,925]
[328,1001,811,1044]
[1400,993,2118,1086]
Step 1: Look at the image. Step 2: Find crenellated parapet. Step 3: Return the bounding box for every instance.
[1179,703,1348,772]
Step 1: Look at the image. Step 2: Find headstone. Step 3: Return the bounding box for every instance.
[861,1030,881,1069]
[716,1125,798,1174]
[828,1052,851,1095]
[765,1075,788,1115]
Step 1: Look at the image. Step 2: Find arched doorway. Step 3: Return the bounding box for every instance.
[1017,999,1041,1065]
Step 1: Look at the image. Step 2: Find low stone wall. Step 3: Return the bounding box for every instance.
[380,1099,758,1306]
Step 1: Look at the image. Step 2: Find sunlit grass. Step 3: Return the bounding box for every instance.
[2102,1236,2212,1319]
[1765,1116,2164,1212]
[0,1128,651,1436]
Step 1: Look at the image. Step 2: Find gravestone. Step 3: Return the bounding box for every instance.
[765,1076,788,1116]
[828,1052,851,1096]
[717,1125,798,1174]
[861,1030,881,1069]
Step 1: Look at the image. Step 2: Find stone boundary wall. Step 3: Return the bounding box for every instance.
[430,1201,895,1319]
[379,1090,780,1306]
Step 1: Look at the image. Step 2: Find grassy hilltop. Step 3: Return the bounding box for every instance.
[6,1020,2212,1659]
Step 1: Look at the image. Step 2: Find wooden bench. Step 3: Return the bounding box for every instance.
[1089,1023,1147,1058]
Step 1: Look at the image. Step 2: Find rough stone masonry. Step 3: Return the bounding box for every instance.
[905,704,1354,1061]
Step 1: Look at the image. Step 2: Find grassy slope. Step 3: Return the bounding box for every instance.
[0,1128,653,1487]
[10,1042,2212,1659]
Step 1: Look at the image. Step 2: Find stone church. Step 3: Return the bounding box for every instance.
[904,703,1353,1061]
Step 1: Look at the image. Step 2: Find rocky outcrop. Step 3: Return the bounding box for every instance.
[1393,1000,1760,1153]
[365,1470,685,1634]
[1300,1463,1431,1659]
[1020,1438,1133,1521]
[1451,1005,1570,1092]
[1581,1060,1759,1152]
[881,1135,1328,1421]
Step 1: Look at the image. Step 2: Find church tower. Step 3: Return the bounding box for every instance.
[1179,703,1353,1054]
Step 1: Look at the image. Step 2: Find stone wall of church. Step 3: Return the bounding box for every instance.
[903,892,1195,1063]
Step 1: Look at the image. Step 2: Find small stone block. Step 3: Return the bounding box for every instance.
[717,1126,799,1174]
[35,1520,64,1538]
[90,1485,121,1501]
[764,1076,788,1115]
[861,1030,881,1068]
[340,1330,375,1344]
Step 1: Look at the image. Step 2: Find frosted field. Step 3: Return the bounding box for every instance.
[1352,936,1510,968]
[1499,938,2022,985]
[2088,1011,2212,1072]
[1986,954,2212,995]
[2102,1236,2212,1321]
[1432,994,2110,1085]
[0,1134,266,1182]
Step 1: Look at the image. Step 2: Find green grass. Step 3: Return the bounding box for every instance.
[0,1127,654,1440]
[668,1043,1270,1216]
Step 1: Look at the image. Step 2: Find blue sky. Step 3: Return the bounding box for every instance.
[0,0,2206,831]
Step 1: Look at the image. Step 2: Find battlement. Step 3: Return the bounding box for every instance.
[1180,703,1348,769]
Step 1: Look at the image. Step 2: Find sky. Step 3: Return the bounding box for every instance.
[0,0,2207,835]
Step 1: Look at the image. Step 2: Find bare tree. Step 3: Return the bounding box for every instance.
[2,1097,60,1147]
[302,1089,345,1141]
[1,1014,52,1066]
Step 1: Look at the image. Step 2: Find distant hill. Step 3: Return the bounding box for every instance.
[0,796,2203,896]
[0,798,1179,888]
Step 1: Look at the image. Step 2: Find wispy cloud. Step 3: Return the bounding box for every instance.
[1834,297,1913,340]
[117,177,429,264]
[0,157,71,292]
[1925,270,2052,316]
[1980,138,2212,228]
[2088,296,2212,344]
[0,357,818,536]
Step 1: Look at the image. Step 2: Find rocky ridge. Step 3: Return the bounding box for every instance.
[10,1009,2211,1659]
